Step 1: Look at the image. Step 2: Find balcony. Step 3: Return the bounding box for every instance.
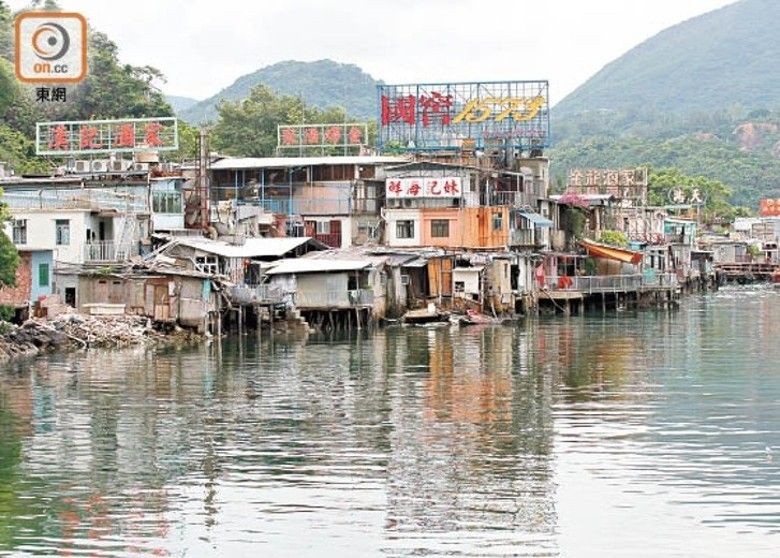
[83,241,126,262]
[488,191,537,208]
[510,229,538,248]
[543,273,678,294]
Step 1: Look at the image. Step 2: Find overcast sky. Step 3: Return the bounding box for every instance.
[9,0,737,105]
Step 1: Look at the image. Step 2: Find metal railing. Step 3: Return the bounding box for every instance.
[83,241,122,262]
[236,197,353,216]
[4,189,148,213]
[489,191,536,208]
[544,273,680,293]
[229,284,284,305]
[294,288,374,308]
[509,229,537,247]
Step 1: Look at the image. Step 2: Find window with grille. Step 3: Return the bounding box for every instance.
[492,212,503,231]
[12,220,27,244]
[430,219,449,238]
[55,219,70,245]
[152,191,183,214]
[396,220,415,239]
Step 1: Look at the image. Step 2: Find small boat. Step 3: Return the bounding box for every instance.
[580,238,643,265]
[402,307,449,325]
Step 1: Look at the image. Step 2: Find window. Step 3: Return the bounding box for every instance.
[430,219,449,238]
[55,219,70,245]
[12,219,27,244]
[396,220,415,239]
[152,191,183,214]
[195,256,219,275]
[492,212,503,231]
[316,221,330,234]
[38,263,49,287]
[454,281,465,294]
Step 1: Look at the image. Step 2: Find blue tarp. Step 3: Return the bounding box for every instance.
[519,212,553,228]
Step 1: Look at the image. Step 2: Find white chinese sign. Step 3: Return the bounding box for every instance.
[385,176,462,199]
[668,187,706,206]
[567,167,648,200]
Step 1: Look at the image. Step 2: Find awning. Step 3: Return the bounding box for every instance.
[519,212,553,228]
[402,257,428,268]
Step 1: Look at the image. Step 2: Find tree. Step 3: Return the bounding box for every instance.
[39,31,173,122]
[211,85,349,157]
[0,188,19,287]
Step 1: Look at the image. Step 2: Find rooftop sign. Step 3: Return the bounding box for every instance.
[36,117,179,156]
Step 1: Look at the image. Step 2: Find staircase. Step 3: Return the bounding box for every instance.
[114,216,137,261]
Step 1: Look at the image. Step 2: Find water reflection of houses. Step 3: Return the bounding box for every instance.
[385,326,555,540]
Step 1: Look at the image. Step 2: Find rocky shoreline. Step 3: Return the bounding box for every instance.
[0,314,204,363]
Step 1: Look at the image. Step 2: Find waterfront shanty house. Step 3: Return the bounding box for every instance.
[264,256,380,326]
[208,155,407,248]
[53,265,218,332]
[0,249,54,319]
[664,217,697,277]
[155,236,327,284]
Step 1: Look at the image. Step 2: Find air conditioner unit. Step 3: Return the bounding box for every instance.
[400,274,410,286]
[133,162,149,172]
[91,160,108,173]
[74,160,89,173]
[110,159,127,172]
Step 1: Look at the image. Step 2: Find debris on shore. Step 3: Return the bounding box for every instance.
[0,314,203,363]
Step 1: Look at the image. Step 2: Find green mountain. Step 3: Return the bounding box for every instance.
[550,0,780,208]
[166,95,199,114]
[554,0,780,118]
[180,59,379,124]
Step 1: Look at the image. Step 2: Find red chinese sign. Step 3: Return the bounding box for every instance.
[759,199,780,217]
[378,81,549,151]
[277,123,368,151]
[385,177,462,199]
[36,117,179,155]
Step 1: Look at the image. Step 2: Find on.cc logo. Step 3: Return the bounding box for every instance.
[15,12,87,84]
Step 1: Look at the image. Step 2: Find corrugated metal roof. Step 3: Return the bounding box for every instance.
[265,258,373,275]
[172,236,324,258]
[210,156,408,170]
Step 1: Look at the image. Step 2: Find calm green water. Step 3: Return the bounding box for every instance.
[1,287,779,557]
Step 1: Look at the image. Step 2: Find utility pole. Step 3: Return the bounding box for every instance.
[198,128,210,230]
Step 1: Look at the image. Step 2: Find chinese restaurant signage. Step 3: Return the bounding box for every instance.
[277,123,368,150]
[36,117,179,156]
[759,198,780,217]
[377,81,549,152]
[567,168,648,199]
[385,176,462,199]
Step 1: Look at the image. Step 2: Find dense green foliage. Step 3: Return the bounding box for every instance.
[181,60,379,123]
[599,230,629,248]
[0,188,19,287]
[211,85,355,157]
[549,128,780,209]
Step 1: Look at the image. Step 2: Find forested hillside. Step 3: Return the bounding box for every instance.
[550,0,780,209]
[180,60,378,124]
